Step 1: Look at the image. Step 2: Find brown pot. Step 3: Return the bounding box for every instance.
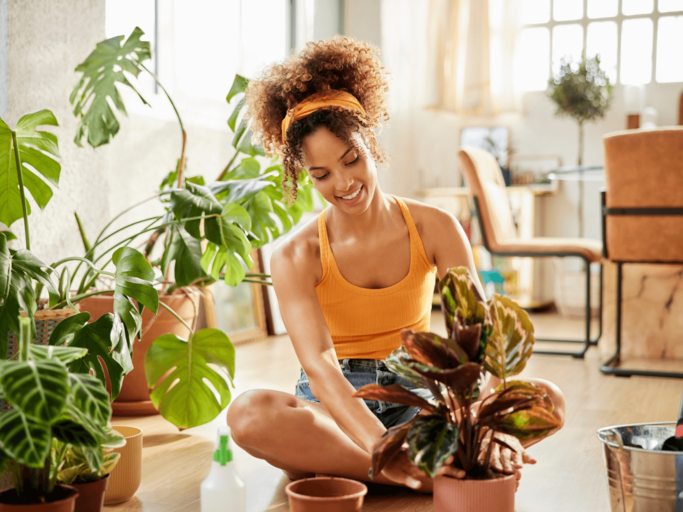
[78,291,199,415]
[285,477,367,512]
[69,474,108,512]
[0,484,79,512]
[433,474,516,512]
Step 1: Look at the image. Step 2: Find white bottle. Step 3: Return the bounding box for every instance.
[201,427,246,512]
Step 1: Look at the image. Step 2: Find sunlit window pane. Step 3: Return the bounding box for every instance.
[620,18,653,84]
[552,24,584,75]
[241,0,287,78]
[656,16,683,82]
[521,0,550,24]
[587,22,618,83]
[622,0,654,15]
[514,28,550,91]
[553,0,583,20]
[588,0,618,18]
[659,0,683,12]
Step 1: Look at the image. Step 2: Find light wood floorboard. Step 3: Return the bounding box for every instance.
[107,311,682,512]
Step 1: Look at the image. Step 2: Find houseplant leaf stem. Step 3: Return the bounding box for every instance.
[51,257,115,278]
[159,301,193,336]
[11,131,30,250]
[216,152,240,181]
[48,289,116,310]
[92,193,165,248]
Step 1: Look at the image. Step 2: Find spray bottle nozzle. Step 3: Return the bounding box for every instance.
[214,434,233,465]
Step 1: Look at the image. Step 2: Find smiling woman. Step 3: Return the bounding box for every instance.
[227,36,565,494]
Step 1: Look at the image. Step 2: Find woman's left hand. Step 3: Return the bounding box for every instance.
[478,432,536,491]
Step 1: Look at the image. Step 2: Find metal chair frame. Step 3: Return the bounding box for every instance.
[472,197,603,359]
[599,190,683,379]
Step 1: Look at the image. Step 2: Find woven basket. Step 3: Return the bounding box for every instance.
[1,304,78,411]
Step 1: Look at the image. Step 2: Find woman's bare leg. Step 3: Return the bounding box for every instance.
[227,389,401,485]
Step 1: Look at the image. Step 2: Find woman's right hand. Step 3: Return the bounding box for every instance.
[380,449,464,491]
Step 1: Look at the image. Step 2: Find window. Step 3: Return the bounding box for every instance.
[515,0,683,91]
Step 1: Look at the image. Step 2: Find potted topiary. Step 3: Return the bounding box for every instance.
[353,267,561,512]
[0,317,123,511]
[65,27,315,428]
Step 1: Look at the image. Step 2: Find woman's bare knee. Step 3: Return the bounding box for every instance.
[227,390,301,448]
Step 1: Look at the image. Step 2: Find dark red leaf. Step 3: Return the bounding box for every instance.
[454,322,481,360]
[408,361,481,394]
[401,330,469,369]
[370,417,416,478]
[353,384,434,412]
[492,436,517,453]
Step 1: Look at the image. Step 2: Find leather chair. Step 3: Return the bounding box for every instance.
[600,127,683,379]
[458,147,603,358]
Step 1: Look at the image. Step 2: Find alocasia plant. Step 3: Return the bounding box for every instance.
[354,267,561,480]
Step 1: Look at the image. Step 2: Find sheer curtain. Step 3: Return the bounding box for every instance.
[427,0,520,115]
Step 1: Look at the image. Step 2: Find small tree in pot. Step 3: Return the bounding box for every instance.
[353,268,561,512]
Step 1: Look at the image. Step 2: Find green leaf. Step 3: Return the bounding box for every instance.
[0,110,61,228]
[28,344,87,364]
[11,249,59,305]
[0,231,16,241]
[161,224,211,287]
[227,97,245,132]
[0,234,10,307]
[170,181,222,239]
[226,74,249,103]
[52,417,99,448]
[71,27,151,148]
[68,373,111,427]
[145,328,235,429]
[496,406,561,442]
[237,128,265,157]
[0,268,37,357]
[483,294,535,381]
[210,173,276,203]
[0,359,68,423]
[101,427,126,449]
[406,415,459,478]
[0,409,51,467]
[231,119,247,149]
[353,384,434,412]
[439,267,486,335]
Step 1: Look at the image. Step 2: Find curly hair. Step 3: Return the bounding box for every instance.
[245,36,390,203]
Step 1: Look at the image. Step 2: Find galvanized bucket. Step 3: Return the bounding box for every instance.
[597,422,683,512]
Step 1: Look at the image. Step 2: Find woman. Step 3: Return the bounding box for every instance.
[227,37,565,492]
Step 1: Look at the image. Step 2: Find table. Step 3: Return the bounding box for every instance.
[547,166,605,237]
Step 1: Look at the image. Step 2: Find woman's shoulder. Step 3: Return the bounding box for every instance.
[394,196,457,233]
[270,213,323,286]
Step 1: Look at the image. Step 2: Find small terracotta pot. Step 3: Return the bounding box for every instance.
[78,292,199,415]
[434,474,516,512]
[285,477,367,512]
[0,484,78,511]
[69,474,108,512]
[104,426,143,505]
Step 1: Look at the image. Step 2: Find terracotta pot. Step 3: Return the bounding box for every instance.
[69,474,108,512]
[78,291,199,415]
[285,477,367,512]
[104,426,143,505]
[433,474,516,512]
[0,484,78,512]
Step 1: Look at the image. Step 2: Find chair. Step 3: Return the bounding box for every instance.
[458,147,603,358]
[600,127,683,379]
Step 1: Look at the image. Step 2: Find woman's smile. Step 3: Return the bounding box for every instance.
[337,185,364,205]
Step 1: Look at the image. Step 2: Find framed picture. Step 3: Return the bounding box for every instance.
[206,250,268,345]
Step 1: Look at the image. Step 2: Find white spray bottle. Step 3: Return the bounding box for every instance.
[200,427,246,512]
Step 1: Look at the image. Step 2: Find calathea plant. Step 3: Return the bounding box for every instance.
[65,27,315,429]
[354,267,560,480]
[0,317,124,503]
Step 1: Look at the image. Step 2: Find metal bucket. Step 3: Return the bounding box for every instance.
[597,422,683,512]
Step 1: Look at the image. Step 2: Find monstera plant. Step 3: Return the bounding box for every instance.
[0,317,125,506]
[354,267,560,509]
[64,27,315,429]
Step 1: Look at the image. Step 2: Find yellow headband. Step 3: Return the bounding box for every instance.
[281,90,366,142]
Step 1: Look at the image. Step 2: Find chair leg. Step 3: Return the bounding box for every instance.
[535,257,600,358]
[600,262,683,379]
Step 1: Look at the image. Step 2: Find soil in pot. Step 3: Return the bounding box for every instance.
[285,477,367,512]
[69,474,108,512]
[78,291,199,415]
[434,473,516,512]
[0,484,78,512]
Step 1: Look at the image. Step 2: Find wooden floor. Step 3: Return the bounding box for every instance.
[108,311,683,512]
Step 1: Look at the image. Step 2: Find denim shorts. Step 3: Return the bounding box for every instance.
[294,358,433,429]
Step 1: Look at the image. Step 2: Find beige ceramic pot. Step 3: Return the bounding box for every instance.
[434,474,516,512]
[285,477,367,512]
[78,291,199,415]
[104,426,143,505]
[0,484,78,512]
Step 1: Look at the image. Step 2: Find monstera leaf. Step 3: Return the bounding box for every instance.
[407,415,459,478]
[439,267,486,336]
[145,328,235,429]
[0,110,61,228]
[483,294,535,381]
[70,26,151,148]
[161,224,211,287]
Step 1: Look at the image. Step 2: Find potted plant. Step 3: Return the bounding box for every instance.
[0,316,123,510]
[55,426,125,512]
[353,267,561,512]
[65,27,315,427]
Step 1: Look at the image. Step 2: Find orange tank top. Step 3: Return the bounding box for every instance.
[315,196,437,360]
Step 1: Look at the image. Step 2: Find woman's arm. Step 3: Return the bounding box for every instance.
[270,236,386,454]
